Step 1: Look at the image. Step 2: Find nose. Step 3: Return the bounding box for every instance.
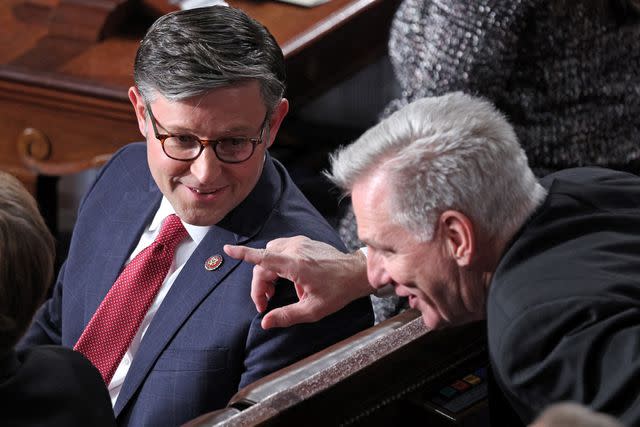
[190,146,222,183]
[366,250,392,290]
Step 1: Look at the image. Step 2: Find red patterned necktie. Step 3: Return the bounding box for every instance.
[75,214,188,384]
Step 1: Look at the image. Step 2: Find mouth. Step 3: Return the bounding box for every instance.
[407,294,419,309]
[392,282,412,298]
[187,185,225,195]
[192,188,215,194]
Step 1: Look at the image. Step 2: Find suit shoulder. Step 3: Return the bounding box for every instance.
[104,142,148,174]
[541,166,640,187]
[267,162,345,250]
[93,142,151,189]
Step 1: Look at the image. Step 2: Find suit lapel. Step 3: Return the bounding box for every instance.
[114,155,283,416]
[81,188,161,329]
[113,225,241,416]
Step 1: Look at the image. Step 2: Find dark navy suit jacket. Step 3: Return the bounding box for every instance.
[19,143,373,426]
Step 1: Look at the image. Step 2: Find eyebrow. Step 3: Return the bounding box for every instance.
[147,101,266,137]
[155,119,255,137]
[359,237,378,249]
[362,237,396,253]
[150,113,183,135]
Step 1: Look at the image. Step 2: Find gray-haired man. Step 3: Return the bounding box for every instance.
[226,92,640,425]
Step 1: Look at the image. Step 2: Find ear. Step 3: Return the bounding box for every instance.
[264,98,289,148]
[128,86,148,138]
[438,210,476,267]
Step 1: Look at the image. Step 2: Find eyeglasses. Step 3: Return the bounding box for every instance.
[146,103,269,164]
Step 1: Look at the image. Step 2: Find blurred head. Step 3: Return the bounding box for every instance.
[529,402,624,427]
[328,92,546,328]
[0,172,55,353]
[129,6,289,225]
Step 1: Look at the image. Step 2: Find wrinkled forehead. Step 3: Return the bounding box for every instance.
[144,79,268,105]
[146,82,268,134]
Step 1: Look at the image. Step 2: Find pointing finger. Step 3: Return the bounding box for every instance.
[223,244,265,265]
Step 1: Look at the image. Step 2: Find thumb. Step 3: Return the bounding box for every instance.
[261,302,316,329]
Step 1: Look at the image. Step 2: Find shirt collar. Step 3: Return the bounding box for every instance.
[149,197,211,245]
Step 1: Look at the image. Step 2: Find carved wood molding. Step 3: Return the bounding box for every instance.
[49,0,133,42]
[17,127,112,176]
[140,0,179,16]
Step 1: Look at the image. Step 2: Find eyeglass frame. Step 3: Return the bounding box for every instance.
[145,102,270,164]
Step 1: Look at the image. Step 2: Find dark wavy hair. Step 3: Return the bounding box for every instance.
[0,172,54,353]
[134,6,286,114]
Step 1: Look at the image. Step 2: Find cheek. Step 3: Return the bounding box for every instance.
[148,149,188,180]
[384,258,410,283]
[411,261,442,295]
[419,260,456,300]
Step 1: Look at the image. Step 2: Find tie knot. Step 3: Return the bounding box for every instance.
[155,214,188,248]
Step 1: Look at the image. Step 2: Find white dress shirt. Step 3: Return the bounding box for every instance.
[108,197,211,406]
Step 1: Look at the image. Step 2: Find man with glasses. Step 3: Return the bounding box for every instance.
[18,6,373,426]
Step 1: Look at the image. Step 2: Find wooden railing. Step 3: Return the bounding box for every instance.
[184,311,489,427]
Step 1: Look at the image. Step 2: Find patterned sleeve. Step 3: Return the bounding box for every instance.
[384,0,534,117]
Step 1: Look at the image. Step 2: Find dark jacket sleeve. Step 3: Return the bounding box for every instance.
[489,168,640,425]
[492,294,640,425]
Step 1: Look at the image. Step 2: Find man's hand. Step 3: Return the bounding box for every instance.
[224,236,372,329]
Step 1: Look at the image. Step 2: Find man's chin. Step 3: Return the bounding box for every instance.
[175,206,225,226]
[420,307,448,331]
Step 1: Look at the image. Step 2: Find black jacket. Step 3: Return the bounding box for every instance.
[488,167,640,425]
[1,345,115,426]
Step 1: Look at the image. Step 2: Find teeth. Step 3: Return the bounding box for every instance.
[190,186,222,194]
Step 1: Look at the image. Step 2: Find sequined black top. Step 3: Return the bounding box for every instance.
[385,0,640,172]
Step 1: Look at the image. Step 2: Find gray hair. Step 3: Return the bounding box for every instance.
[328,92,547,242]
[134,6,286,113]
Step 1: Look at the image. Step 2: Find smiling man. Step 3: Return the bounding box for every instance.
[349,168,490,330]
[17,6,373,426]
[136,80,275,227]
[225,92,640,425]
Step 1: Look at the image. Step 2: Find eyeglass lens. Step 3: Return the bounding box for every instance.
[163,135,256,162]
